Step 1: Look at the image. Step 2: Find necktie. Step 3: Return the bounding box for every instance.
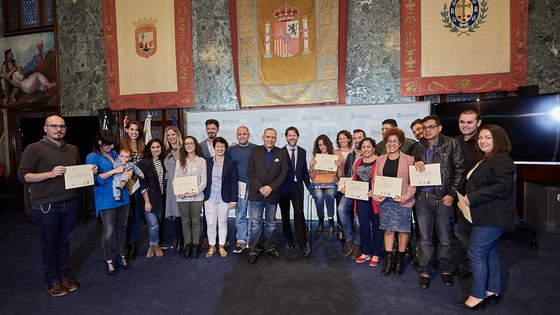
[291,149,296,170]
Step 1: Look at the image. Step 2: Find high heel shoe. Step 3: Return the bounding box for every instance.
[453,298,487,310]
[486,293,502,305]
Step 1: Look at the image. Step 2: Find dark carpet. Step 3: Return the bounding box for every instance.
[1,202,559,315]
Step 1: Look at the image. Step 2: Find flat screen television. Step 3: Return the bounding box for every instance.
[432,93,560,165]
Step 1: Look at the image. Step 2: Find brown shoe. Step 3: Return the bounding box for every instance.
[61,278,79,292]
[206,245,216,258]
[350,243,362,260]
[343,240,354,257]
[47,283,69,297]
[146,245,155,258]
[219,245,228,258]
[154,244,164,257]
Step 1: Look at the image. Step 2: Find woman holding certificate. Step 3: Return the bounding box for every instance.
[348,137,383,266]
[175,136,207,260]
[164,126,184,255]
[137,138,167,259]
[203,137,238,258]
[453,125,515,310]
[309,134,343,235]
[87,130,133,275]
[372,128,416,276]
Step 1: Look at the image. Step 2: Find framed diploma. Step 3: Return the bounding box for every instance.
[338,177,352,192]
[314,154,338,172]
[409,163,442,186]
[238,181,247,199]
[64,164,94,189]
[457,192,473,224]
[173,176,198,195]
[373,176,403,197]
[344,181,369,201]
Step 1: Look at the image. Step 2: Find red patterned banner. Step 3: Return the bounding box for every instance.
[400,0,528,96]
[102,0,194,110]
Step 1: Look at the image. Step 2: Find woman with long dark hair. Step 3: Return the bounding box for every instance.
[137,138,167,258]
[175,136,207,260]
[454,125,516,310]
[309,134,343,234]
[86,130,133,275]
[120,121,145,260]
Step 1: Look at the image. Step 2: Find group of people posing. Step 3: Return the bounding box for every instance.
[20,111,516,311]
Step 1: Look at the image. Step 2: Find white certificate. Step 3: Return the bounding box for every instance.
[457,192,473,224]
[314,154,338,172]
[344,180,369,201]
[64,164,94,189]
[338,177,352,191]
[409,163,442,186]
[173,176,198,195]
[373,176,403,197]
[238,181,247,199]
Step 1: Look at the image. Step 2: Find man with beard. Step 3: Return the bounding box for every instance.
[279,126,311,257]
[200,119,219,158]
[454,109,483,278]
[19,115,98,297]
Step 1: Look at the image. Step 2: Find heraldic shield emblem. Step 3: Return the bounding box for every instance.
[134,17,158,58]
[264,4,311,58]
[441,0,488,36]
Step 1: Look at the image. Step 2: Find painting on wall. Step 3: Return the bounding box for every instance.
[0,32,57,109]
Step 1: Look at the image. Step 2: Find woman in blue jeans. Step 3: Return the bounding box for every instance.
[309,134,343,234]
[454,125,516,310]
[137,138,167,259]
[87,130,133,275]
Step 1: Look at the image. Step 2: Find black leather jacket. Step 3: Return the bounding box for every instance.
[411,134,466,199]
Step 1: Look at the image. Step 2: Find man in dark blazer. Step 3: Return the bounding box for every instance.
[279,126,311,257]
[246,128,288,264]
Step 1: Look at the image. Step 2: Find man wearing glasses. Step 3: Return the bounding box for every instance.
[18,115,97,297]
[411,114,466,289]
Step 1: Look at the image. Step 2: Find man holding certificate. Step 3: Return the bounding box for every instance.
[18,115,97,297]
[371,128,416,276]
[411,115,466,289]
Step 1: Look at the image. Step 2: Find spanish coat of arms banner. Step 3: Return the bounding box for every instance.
[229,0,348,107]
[400,0,528,97]
[102,0,194,110]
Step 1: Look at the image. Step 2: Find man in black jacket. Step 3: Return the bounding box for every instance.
[279,126,311,257]
[412,115,466,289]
[247,128,288,264]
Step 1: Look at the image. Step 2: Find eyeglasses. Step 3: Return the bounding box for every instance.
[386,139,400,144]
[46,124,67,130]
[185,142,195,146]
[422,125,439,131]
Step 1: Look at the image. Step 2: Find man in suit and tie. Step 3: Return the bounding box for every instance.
[279,126,311,257]
[247,128,288,264]
[200,119,219,158]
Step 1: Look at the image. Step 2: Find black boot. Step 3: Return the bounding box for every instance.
[395,251,406,275]
[175,239,184,255]
[182,244,192,260]
[129,241,138,260]
[191,244,199,260]
[328,218,335,235]
[380,251,395,276]
[318,217,324,233]
[124,243,132,260]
